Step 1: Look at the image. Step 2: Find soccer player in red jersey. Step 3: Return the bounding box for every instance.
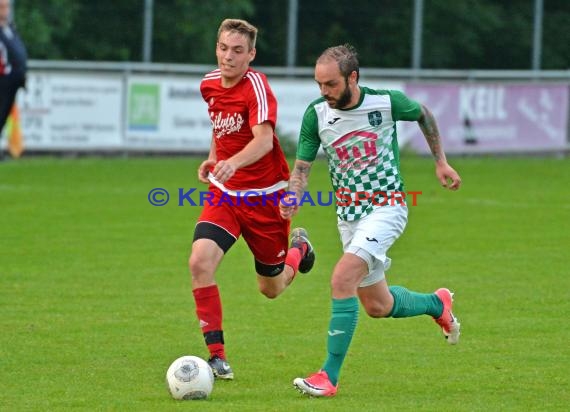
[189,19,315,380]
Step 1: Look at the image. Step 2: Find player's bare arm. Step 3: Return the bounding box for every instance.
[198,135,217,184]
[212,122,273,184]
[280,159,312,219]
[417,104,462,191]
[418,104,446,162]
[289,159,312,198]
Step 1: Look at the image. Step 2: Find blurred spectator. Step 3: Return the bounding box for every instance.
[0,0,27,158]
[463,116,478,145]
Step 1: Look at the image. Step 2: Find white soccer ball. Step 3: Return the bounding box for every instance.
[166,355,214,400]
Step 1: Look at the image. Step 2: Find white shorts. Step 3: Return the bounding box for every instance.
[337,205,408,287]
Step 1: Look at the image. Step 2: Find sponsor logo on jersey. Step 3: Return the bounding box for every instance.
[211,112,245,138]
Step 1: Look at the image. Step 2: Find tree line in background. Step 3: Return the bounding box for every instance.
[15,0,570,70]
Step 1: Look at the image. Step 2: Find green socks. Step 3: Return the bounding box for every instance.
[388,286,443,318]
[322,297,359,386]
[320,288,442,386]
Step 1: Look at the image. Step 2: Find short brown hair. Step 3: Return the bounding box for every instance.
[217,19,258,51]
[317,44,360,82]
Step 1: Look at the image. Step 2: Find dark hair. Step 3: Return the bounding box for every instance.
[317,44,360,82]
[217,19,258,51]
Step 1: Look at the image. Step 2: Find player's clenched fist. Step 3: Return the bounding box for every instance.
[279,193,299,220]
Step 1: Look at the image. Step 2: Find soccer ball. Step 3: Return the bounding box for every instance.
[166,355,214,400]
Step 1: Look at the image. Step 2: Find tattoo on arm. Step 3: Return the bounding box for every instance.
[288,160,312,199]
[418,105,445,162]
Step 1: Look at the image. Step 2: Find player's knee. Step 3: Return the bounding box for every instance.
[259,285,280,299]
[188,254,213,280]
[330,275,358,296]
[256,261,287,299]
[188,254,200,273]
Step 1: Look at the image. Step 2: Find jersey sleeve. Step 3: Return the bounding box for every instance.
[296,105,321,162]
[199,70,216,101]
[246,72,277,129]
[388,90,422,121]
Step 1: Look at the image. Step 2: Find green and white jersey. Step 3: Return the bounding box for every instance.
[297,86,421,221]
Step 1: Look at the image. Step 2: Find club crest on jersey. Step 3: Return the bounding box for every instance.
[368,111,383,126]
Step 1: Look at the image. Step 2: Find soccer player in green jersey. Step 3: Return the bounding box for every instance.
[280,44,462,397]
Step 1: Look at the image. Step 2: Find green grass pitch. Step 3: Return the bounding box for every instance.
[1,155,568,411]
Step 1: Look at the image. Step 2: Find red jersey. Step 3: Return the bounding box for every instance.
[200,68,290,193]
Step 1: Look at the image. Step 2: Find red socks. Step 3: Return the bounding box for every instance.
[285,247,302,274]
[193,285,225,359]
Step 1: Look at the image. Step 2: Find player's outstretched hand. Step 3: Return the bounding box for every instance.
[436,162,462,191]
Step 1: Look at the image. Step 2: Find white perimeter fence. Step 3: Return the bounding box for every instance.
[3,60,570,155]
